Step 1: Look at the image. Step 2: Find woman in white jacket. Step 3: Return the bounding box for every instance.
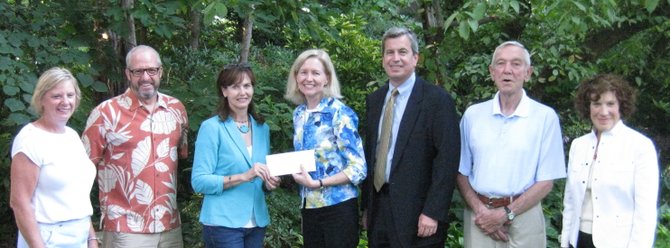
[560,74,659,248]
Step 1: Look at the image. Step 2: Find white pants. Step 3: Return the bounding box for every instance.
[18,217,91,248]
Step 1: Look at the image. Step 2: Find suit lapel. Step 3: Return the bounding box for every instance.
[390,78,424,174]
[223,118,252,168]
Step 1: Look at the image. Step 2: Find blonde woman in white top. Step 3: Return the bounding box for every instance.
[10,67,98,248]
[560,74,659,248]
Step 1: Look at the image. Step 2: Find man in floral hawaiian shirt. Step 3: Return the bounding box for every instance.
[82,45,189,248]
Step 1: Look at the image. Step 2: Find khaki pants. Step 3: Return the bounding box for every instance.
[102,227,183,248]
[464,203,546,248]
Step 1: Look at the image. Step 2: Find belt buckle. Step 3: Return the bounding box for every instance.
[486,198,494,209]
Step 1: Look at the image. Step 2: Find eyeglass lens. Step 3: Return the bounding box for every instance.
[129,67,161,76]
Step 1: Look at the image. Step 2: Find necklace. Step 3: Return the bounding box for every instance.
[236,120,250,133]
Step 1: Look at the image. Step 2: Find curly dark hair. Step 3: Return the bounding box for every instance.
[574,73,637,120]
[216,64,265,124]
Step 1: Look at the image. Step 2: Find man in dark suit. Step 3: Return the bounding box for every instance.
[361,26,461,248]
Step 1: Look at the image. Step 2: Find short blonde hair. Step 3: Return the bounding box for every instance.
[284,49,342,105]
[31,67,81,116]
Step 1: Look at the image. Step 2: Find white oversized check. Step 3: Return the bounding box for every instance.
[266,149,316,176]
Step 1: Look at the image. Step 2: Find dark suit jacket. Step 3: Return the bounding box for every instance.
[362,77,460,247]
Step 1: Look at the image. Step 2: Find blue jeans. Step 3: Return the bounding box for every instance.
[203,225,265,248]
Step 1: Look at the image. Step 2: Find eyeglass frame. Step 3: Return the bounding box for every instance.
[127,67,162,77]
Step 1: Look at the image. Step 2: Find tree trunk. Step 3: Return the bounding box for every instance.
[239,14,253,64]
[189,7,201,50]
[123,0,137,51]
[421,0,444,45]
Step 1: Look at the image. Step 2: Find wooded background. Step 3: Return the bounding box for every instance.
[1,0,669,247]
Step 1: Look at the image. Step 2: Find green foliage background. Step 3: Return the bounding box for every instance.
[1,0,669,247]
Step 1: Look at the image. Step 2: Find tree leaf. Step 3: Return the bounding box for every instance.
[4,98,25,111]
[510,0,520,13]
[8,112,31,126]
[76,73,94,87]
[2,85,19,96]
[468,19,479,32]
[645,0,659,13]
[92,81,108,92]
[444,12,459,31]
[572,1,587,11]
[202,2,227,26]
[458,21,470,40]
[473,2,486,20]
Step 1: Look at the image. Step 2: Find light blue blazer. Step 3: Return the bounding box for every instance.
[191,115,271,228]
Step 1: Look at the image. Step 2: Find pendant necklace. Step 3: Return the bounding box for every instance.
[236,120,250,133]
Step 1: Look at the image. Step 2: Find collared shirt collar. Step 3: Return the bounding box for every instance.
[591,120,625,138]
[388,72,416,97]
[122,88,168,111]
[492,89,530,118]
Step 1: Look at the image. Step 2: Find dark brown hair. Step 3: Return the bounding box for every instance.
[574,73,637,120]
[216,64,265,124]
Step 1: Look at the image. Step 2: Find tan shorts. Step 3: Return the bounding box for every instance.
[102,227,183,248]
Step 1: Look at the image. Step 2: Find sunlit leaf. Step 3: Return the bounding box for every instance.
[458,21,470,40]
[203,2,227,26]
[510,0,520,13]
[468,19,479,32]
[645,0,659,13]
[473,2,486,20]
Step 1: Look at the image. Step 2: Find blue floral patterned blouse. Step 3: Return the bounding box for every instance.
[293,97,367,209]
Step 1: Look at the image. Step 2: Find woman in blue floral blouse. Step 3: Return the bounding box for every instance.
[284,49,367,248]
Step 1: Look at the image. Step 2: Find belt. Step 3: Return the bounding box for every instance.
[477,193,520,208]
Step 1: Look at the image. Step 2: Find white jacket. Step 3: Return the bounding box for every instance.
[560,121,659,248]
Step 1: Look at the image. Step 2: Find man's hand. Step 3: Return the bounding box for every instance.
[488,225,509,242]
[474,206,507,236]
[417,214,438,237]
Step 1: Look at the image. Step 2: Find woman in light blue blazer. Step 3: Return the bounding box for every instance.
[192,64,280,248]
[560,74,659,248]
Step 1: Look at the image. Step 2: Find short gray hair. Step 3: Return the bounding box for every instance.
[382,27,419,55]
[125,45,162,68]
[491,41,531,66]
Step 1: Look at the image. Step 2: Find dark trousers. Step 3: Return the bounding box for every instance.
[570,231,596,248]
[368,186,403,248]
[367,185,444,248]
[301,198,359,248]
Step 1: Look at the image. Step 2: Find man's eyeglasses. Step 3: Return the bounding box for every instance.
[128,67,161,77]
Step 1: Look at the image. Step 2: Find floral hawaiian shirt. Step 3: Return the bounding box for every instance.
[293,97,366,209]
[82,88,188,233]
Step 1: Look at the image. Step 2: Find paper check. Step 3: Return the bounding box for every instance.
[266,149,316,176]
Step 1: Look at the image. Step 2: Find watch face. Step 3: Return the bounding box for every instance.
[504,206,515,220]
